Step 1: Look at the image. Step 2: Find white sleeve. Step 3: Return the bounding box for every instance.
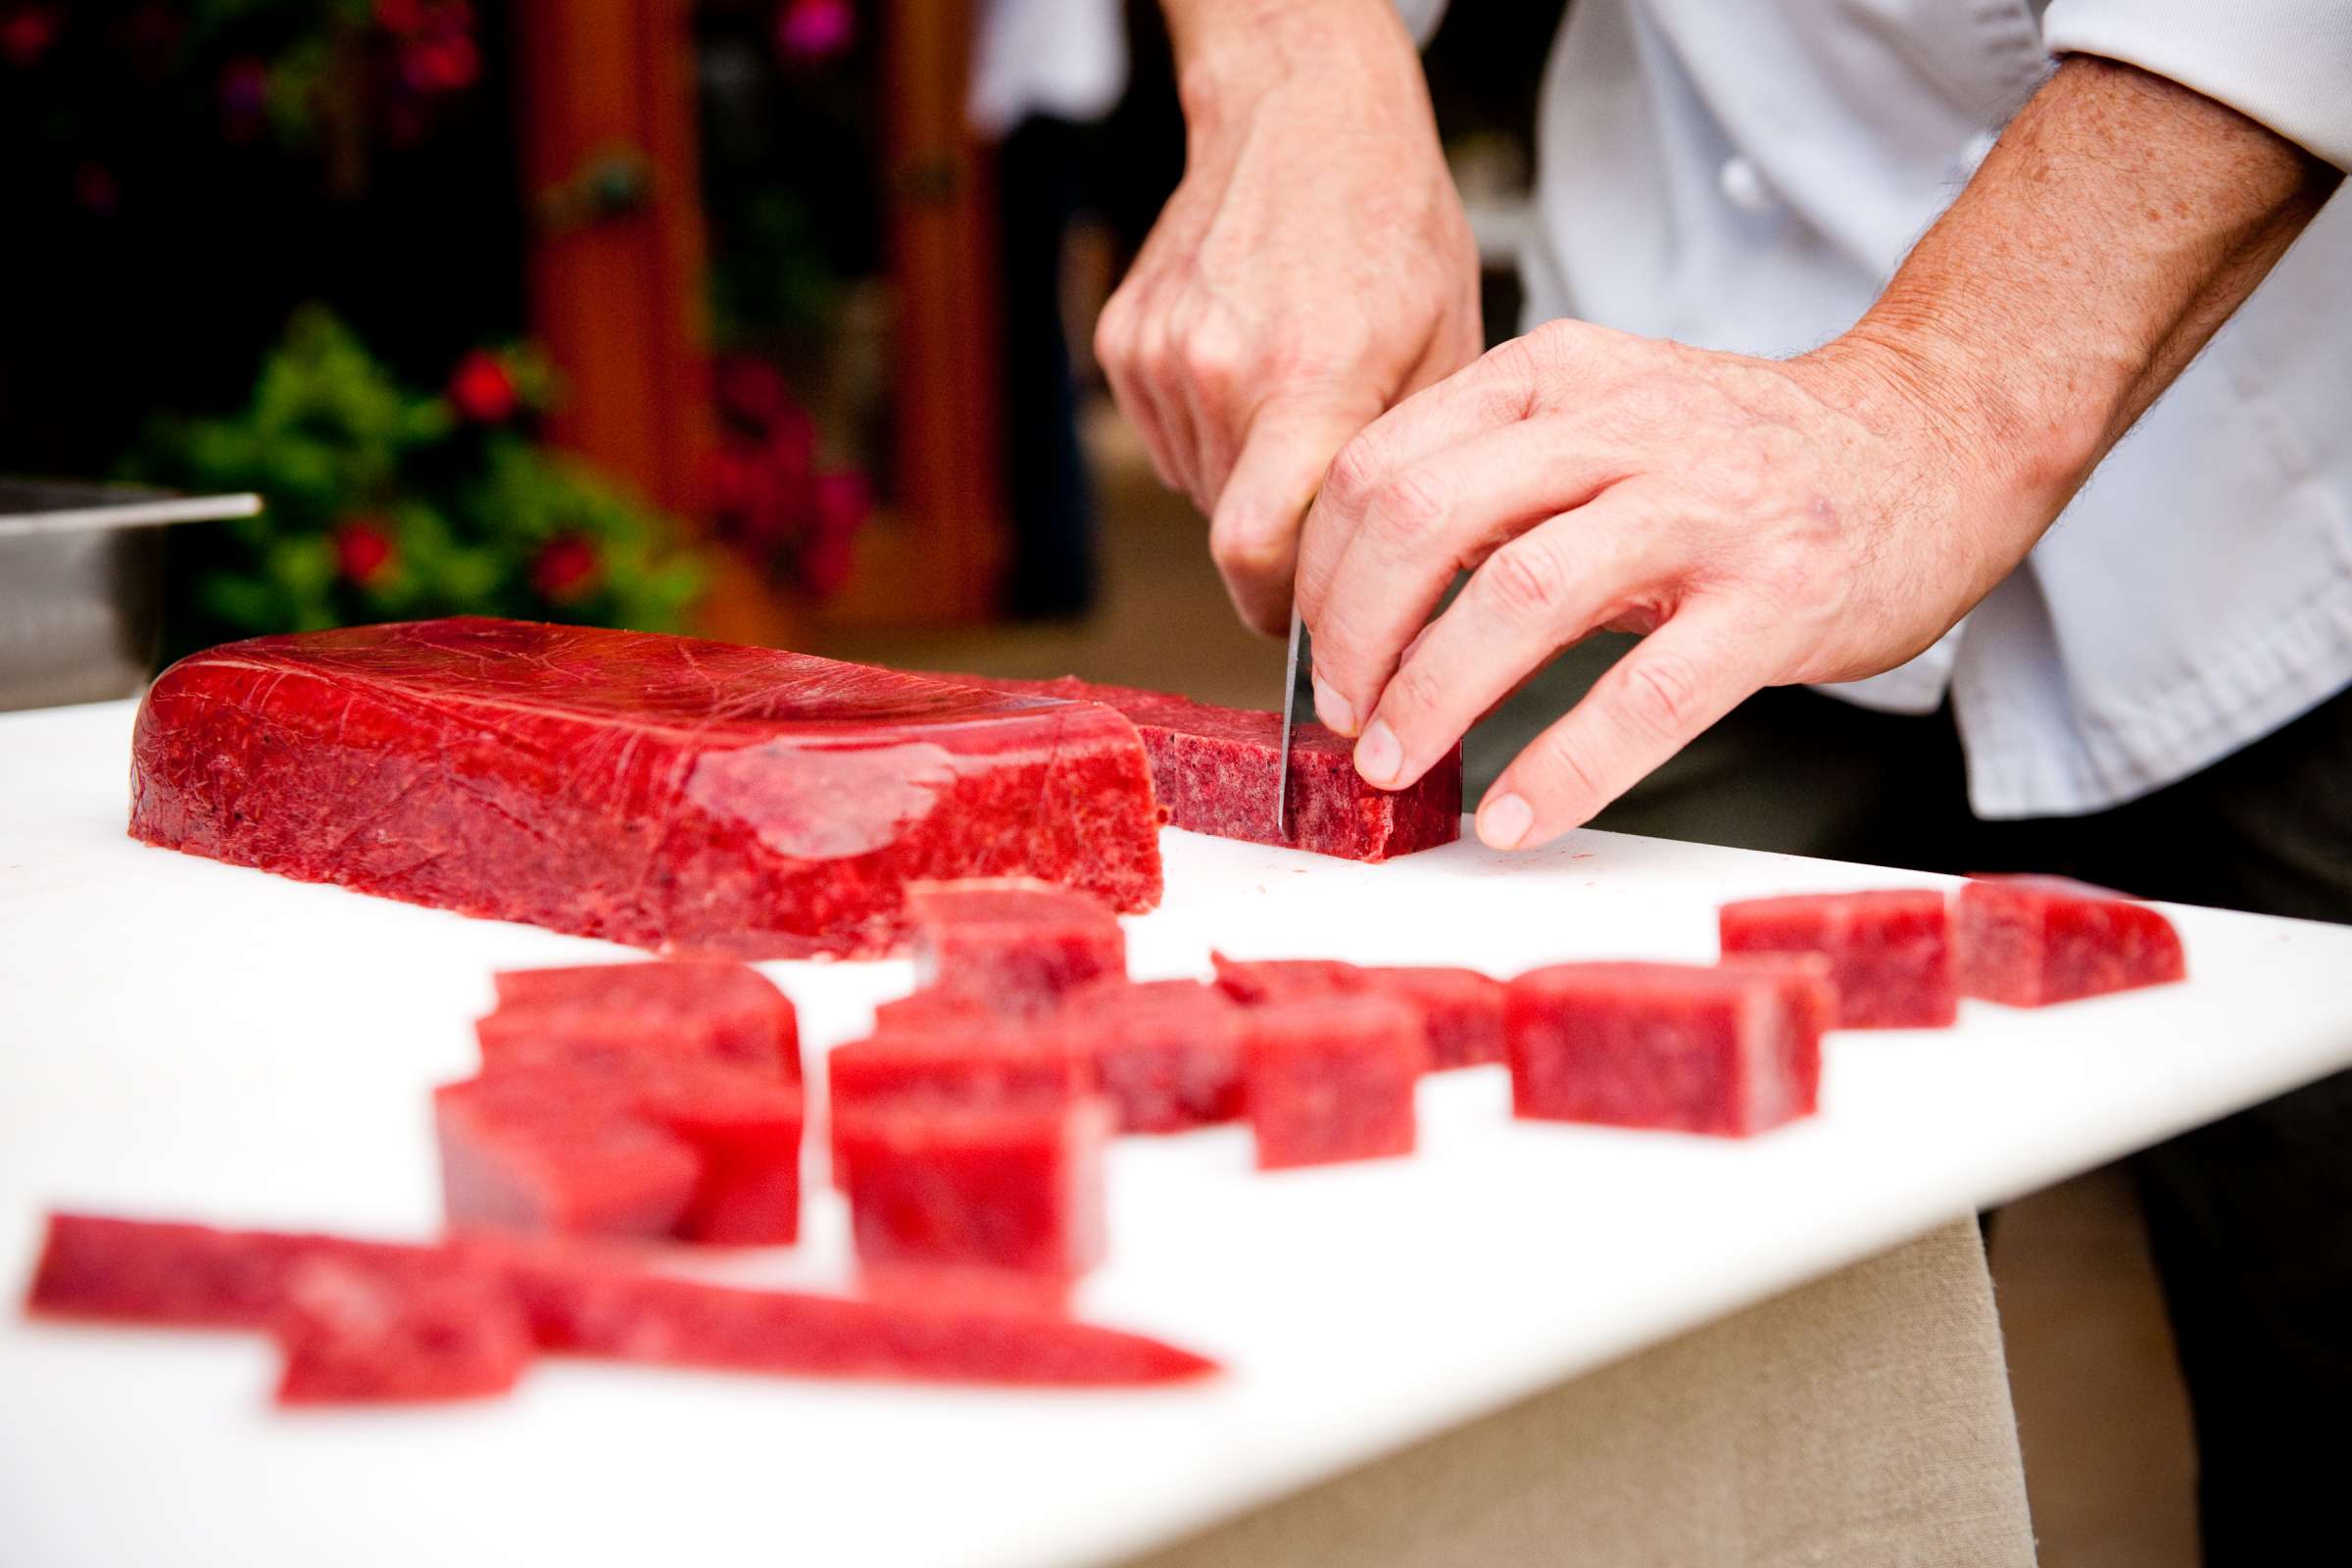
[1394,0,1449,48]
[2040,0,2352,169]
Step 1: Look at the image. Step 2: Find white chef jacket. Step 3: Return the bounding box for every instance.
[1445,0,2352,817]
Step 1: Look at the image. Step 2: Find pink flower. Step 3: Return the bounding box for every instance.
[775,0,854,64]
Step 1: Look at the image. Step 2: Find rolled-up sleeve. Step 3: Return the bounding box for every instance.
[2041,0,2352,169]
[1393,0,1448,48]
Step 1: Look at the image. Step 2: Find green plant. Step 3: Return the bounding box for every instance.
[133,307,705,656]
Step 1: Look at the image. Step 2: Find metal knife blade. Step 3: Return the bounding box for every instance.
[1276,605,1301,838]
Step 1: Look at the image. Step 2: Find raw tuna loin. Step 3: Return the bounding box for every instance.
[129,617,1164,958]
[945,673,1461,862]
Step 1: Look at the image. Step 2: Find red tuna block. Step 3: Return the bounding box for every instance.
[433,1073,701,1240]
[1718,888,1957,1029]
[484,961,799,1080]
[834,1099,1113,1278]
[947,673,1460,861]
[870,990,996,1032]
[129,617,1164,958]
[1718,951,1840,1045]
[630,1068,806,1246]
[503,1250,1216,1386]
[24,1213,433,1331]
[1506,962,1822,1136]
[274,1253,535,1405]
[1240,995,1423,1169]
[1955,875,2186,1006]
[905,877,1127,1013]
[1364,966,1506,1070]
[829,1017,1094,1112]
[1060,977,1246,1132]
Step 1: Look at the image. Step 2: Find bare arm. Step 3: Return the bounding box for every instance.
[1294,57,2341,850]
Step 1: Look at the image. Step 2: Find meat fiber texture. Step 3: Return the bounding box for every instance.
[22,1213,1218,1396]
[834,1099,1114,1280]
[128,617,1165,958]
[447,961,807,1246]
[1506,962,1823,1137]
[1059,977,1247,1132]
[1718,888,1958,1029]
[942,672,1461,862]
[825,1013,1095,1180]
[1211,954,1506,1071]
[1239,994,1425,1169]
[1955,875,2186,1006]
[905,877,1127,1014]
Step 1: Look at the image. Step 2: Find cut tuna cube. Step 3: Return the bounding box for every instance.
[1718,888,1957,1028]
[943,673,1461,861]
[1718,951,1840,1045]
[273,1253,535,1405]
[433,1073,700,1240]
[1240,995,1423,1169]
[24,1213,433,1331]
[629,1068,806,1246]
[502,1248,1217,1386]
[1506,962,1822,1136]
[869,991,997,1032]
[905,877,1126,1013]
[484,960,799,1080]
[833,1099,1114,1278]
[1210,953,1366,1005]
[829,1017,1094,1112]
[1364,966,1507,1069]
[1059,977,1245,1132]
[1955,875,2186,1005]
[129,617,1164,958]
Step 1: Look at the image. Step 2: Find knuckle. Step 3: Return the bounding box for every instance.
[1182,318,1249,401]
[1616,649,1704,743]
[1531,725,1614,814]
[1368,466,1449,547]
[1384,653,1448,722]
[1322,431,1389,514]
[1483,537,1572,621]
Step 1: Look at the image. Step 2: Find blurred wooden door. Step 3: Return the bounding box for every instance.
[512,0,1006,641]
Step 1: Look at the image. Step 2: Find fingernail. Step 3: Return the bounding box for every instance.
[1312,674,1356,736]
[1479,792,1534,851]
[1354,719,1401,787]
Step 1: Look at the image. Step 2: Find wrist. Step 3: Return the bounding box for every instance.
[1170,0,1422,135]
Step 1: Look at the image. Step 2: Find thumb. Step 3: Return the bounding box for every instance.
[1209,393,1382,637]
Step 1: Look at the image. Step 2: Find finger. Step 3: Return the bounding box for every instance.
[1170,306,1250,508]
[1475,600,1784,851]
[1211,392,1381,637]
[1134,307,1207,504]
[1299,417,1635,734]
[1096,290,1184,494]
[1348,488,1672,790]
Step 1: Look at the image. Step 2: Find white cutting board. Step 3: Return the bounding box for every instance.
[4,700,2349,1568]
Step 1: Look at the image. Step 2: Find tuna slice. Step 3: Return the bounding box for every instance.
[832,1099,1114,1279]
[1058,977,1246,1132]
[24,1214,1218,1391]
[1717,888,1957,1029]
[128,617,1164,958]
[905,877,1127,1013]
[944,673,1460,862]
[1954,875,2185,1006]
[1505,962,1824,1137]
[274,1253,535,1405]
[1240,994,1424,1169]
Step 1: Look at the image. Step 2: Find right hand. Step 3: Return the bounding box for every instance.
[1094,0,1482,635]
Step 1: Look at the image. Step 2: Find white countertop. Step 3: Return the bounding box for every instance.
[4,699,2348,1567]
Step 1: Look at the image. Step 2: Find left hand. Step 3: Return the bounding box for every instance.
[1293,318,2056,851]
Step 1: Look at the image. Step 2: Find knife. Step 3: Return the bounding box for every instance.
[1276,604,1302,838]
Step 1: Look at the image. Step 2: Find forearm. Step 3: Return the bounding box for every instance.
[1841,57,2340,545]
[1159,0,1423,122]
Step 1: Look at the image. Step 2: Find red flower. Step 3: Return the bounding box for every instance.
[1,6,61,69]
[448,350,517,423]
[531,536,601,602]
[373,0,428,34]
[775,0,854,63]
[334,519,398,587]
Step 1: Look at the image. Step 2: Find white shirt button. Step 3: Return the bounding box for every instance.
[1717,155,1775,215]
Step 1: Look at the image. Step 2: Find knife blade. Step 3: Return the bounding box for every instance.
[1276,604,1301,838]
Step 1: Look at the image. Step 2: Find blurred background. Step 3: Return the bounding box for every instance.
[0,2,2194,1560]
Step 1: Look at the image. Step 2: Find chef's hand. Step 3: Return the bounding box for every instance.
[1296,55,2337,851]
[1097,0,1480,635]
